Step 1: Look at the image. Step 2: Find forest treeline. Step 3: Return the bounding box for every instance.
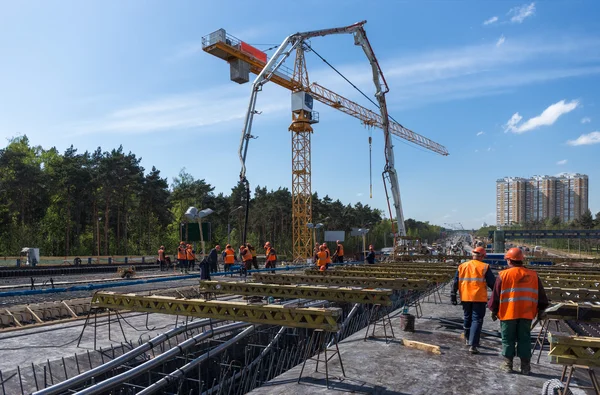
[0,136,443,257]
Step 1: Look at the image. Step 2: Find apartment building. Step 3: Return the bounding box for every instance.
[496,174,588,225]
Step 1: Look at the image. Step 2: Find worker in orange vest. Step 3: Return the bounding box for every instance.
[316,245,328,271]
[488,248,548,375]
[335,240,344,263]
[246,243,258,270]
[240,245,253,276]
[223,244,236,274]
[322,243,332,269]
[177,241,187,273]
[186,244,195,272]
[450,246,496,355]
[264,242,277,273]
[158,245,166,271]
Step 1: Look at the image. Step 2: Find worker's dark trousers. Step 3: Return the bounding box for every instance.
[178,259,187,271]
[501,319,532,359]
[462,301,486,347]
[209,261,217,273]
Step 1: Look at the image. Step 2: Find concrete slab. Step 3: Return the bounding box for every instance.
[249,288,591,395]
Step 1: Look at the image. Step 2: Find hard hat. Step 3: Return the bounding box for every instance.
[505,247,524,261]
[319,245,325,251]
[471,246,486,257]
[180,241,185,245]
[319,265,326,272]
[215,245,221,250]
[336,240,340,244]
[226,244,231,248]
[240,245,245,249]
[160,246,164,249]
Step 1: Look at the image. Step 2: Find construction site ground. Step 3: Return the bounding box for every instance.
[250,284,593,395]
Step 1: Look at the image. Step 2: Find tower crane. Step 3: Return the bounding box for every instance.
[202,21,449,262]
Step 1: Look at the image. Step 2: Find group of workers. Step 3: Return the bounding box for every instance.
[451,246,548,375]
[314,240,345,271]
[157,243,195,273]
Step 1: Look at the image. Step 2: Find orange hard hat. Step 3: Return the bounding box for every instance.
[319,245,325,251]
[226,244,231,248]
[319,265,326,271]
[505,247,525,261]
[472,246,486,257]
[180,241,185,245]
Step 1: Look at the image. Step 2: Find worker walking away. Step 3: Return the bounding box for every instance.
[451,246,496,355]
[488,247,548,375]
[223,244,236,275]
[264,242,277,273]
[158,245,166,271]
[240,245,253,276]
[365,244,376,264]
[246,243,258,270]
[335,240,344,263]
[316,245,328,271]
[208,245,220,273]
[186,244,195,272]
[177,241,187,274]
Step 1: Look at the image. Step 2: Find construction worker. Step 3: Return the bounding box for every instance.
[335,240,344,263]
[158,245,166,271]
[246,243,259,270]
[240,245,253,276]
[316,245,328,271]
[488,247,549,375]
[264,242,277,273]
[207,245,220,273]
[365,244,376,264]
[223,244,236,274]
[313,243,320,264]
[186,244,195,272]
[177,241,187,273]
[451,246,496,354]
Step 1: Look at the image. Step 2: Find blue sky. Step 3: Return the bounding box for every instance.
[1,1,599,229]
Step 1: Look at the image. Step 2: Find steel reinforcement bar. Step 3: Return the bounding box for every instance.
[304,269,452,282]
[91,292,341,331]
[199,280,393,305]
[251,273,433,290]
[542,278,600,288]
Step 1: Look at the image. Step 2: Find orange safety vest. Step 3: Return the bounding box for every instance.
[158,249,165,260]
[337,244,344,256]
[498,266,539,320]
[458,260,490,302]
[224,248,235,264]
[325,248,331,264]
[317,251,327,267]
[186,248,194,261]
[241,248,252,262]
[266,247,277,262]
[177,246,186,260]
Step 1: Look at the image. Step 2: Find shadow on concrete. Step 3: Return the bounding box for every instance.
[298,376,410,394]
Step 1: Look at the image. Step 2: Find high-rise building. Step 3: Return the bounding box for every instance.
[496,174,588,225]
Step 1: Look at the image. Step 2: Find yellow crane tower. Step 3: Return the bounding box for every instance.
[202,21,449,262]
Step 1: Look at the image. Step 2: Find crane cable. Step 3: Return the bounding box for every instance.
[309,46,439,156]
[369,133,373,199]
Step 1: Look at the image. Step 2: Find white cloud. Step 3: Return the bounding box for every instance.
[505,100,579,133]
[496,35,506,47]
[581,117,591,124]
[356,192,363,197]
[567,131,600,146]
[476,131,484,136]
[509,3,536,23]
[556,159,567,165]
[483,16,499,25]
[504,113,523,133]
[72,85,288,135]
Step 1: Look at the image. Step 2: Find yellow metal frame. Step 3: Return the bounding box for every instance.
[304,269,451,282]
[251,273,432,290]
[545,287,600,303]
[199,280,392,305]
[549,332,600,366]
[92,292,341,331]
[332,266,456,273]
[542,278,600,288]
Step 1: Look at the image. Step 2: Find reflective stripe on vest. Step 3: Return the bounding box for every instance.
[498,267,539,320]
[224,249,235,264]
[458,260,489,302]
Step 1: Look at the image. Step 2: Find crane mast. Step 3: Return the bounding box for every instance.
[202,22,448,261]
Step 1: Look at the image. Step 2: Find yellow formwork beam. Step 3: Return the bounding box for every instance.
[304,269,451,282]
[199,281,392,306]
[542,278,600,288]
[549,332,600,366]
[545,302,600,322]
[545,287,600,303]
[538,273,600,280]
[92,292,341,331]
[251,273,432,291]
[332,266,455,273]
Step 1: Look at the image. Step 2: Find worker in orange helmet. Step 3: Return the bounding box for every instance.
[316,245,328,272]
[321,243,332,269]
[264,242,277,273]
[223,244,236,275]
[335,240,344,263]
[239,245,253,276]
[451,246,496,355]
[177,241,187,274]
[488,247,548,375]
